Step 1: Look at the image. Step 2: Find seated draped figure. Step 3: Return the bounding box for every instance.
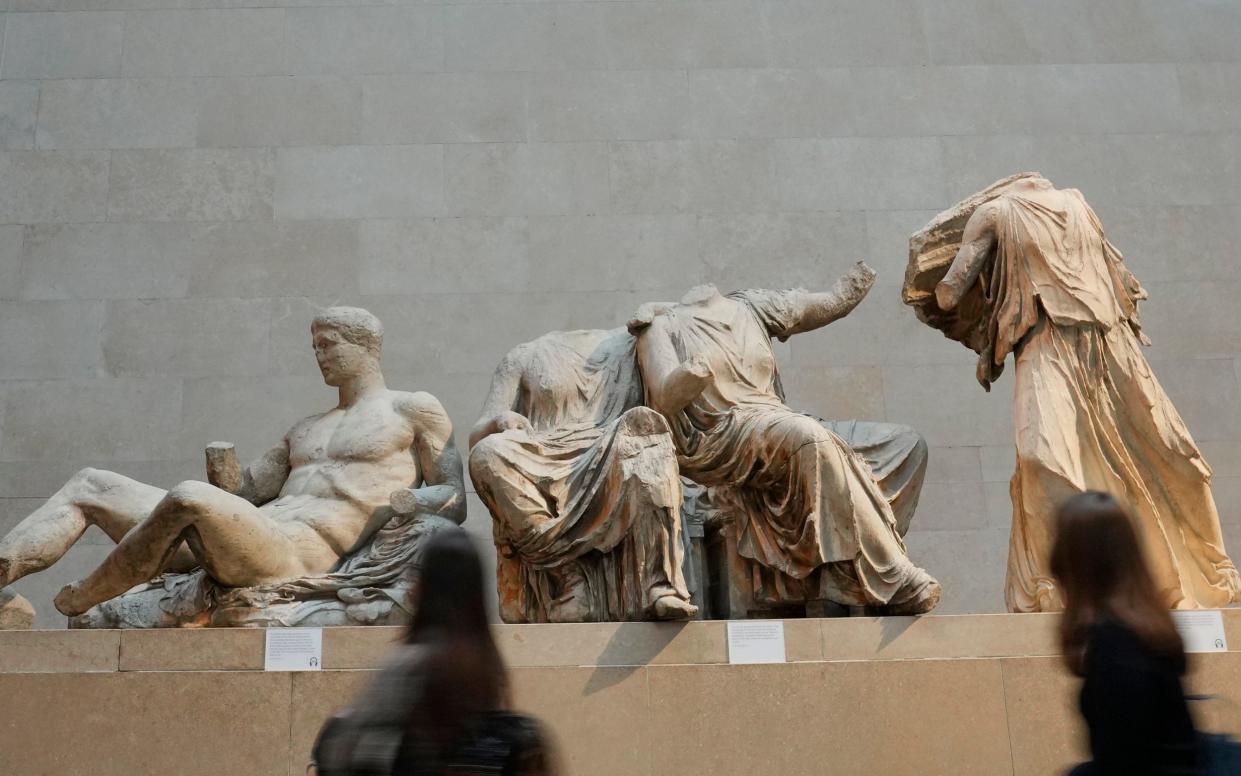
[630,264,941,615]
[469,328,698,623]
[0,307,467,627]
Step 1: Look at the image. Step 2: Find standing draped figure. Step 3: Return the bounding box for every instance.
[469,329,696,623]
[906,173,1240,612]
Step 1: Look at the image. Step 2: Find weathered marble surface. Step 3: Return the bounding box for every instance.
[0,307,467,627]
[907,174,1241,612]
[0,587,34,629]
[632,271,940,615]
[469,328,696,623]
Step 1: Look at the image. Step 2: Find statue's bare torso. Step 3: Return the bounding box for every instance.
[272,390,428,558]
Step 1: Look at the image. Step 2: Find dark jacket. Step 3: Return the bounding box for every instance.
[312,644,549,776]
[1078,620,1201,776]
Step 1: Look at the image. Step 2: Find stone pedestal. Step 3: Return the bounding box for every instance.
[0,588,34,630]
[5,612,1241,775]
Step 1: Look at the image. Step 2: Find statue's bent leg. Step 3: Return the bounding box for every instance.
[819,418,929,536]
[470,435,573,621]
[613,407,694,619]
[0,468,195,587]
[472,420,696,623]
[470,435,557,535]
[739,414,939,613]
[53,481,306,616]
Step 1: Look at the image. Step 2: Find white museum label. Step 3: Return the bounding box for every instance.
[1172,610,1228,653]
[264,628,324,671]
[727,621,787,665]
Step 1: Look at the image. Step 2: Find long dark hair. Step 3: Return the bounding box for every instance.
[405,530,508,756]
[1049,491,1184,676]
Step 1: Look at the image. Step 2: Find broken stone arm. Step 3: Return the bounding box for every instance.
[205,441,290,506]
[468,349,533,449]
[778,260,879,337]
[935,202,999,311]
[636,319,714,418]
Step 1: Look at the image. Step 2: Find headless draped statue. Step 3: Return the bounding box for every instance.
[631,265,941,615]
[469,328,696,623]
[906,173,1241,612]
[0,307,467,626]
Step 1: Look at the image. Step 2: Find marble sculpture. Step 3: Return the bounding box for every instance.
[631,267,941,615]
[469,328,697,623]
[0,307,467,627]
[904,173,1241,612]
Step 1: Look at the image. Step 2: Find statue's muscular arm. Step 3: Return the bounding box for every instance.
[390,392,467,524]
[636,317,715,418]
[469,346,533,449]
[936,201,1000,311]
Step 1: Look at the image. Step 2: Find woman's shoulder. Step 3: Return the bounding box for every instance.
[1089,618,1146,647]
[1089,618,1138,639]
[1087,619,1185,673]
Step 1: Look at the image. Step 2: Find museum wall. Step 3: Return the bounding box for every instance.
[1,0,1239,626]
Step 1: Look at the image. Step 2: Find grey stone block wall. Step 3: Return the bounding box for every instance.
[0,0,1238,626]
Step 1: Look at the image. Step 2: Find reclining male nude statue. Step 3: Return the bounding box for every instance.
[0,307,467,627]
[630,264,941,615]
[469,328,697,623]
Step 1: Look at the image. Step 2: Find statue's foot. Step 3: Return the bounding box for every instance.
[53,581,91,617]
[652,595,698,621]
[1032,578,1064,612]
[546,568,591,623]
[879,579,941,617]
[546,591,590,623]
[1223,566,1241,603]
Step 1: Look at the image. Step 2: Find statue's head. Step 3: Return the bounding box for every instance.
[311,307,384,386]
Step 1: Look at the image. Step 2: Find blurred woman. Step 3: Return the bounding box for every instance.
[312,529,555,776]
[1051,491,1201,776]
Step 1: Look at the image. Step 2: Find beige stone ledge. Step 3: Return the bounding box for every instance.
[0,671,292,776]
[2,650,1240,776]
[3,610,1239,673]
[815,610,1062,661]
[119,626,266,671]
[494,619,729,667]
[0,629,119,673]
[645,659,1014,775]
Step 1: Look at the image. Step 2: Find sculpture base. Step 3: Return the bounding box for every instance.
[66,515,458,629]
[0,587,34,629]
[2,612,1240,775]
